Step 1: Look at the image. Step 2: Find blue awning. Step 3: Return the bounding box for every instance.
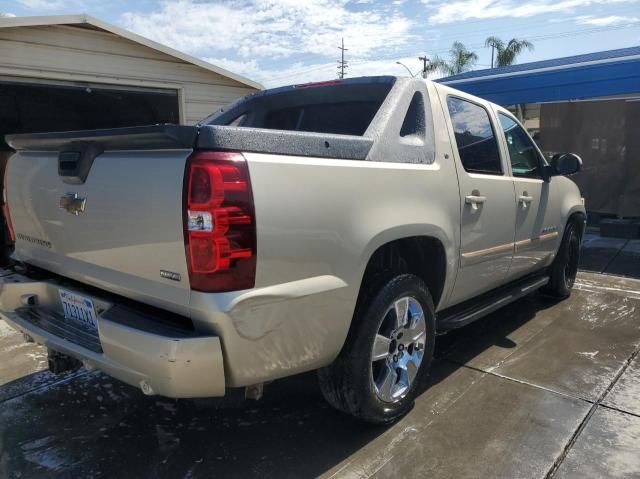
[438,47,640,105]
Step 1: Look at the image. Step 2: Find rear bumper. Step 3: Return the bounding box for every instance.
[0,270,225,398]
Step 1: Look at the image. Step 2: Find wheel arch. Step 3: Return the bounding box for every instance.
[357,234,450,312]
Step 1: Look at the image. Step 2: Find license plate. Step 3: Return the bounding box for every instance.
[59,289,98,330]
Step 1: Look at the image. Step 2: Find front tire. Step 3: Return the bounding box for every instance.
[318,274,436,424]
[544,221,581,298]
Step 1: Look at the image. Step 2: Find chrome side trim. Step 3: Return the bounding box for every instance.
[461,231,559,266]
[461,242,514,267]
[515,231,559,251]
[461,242,514,260]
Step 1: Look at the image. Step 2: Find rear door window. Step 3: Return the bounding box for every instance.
[446,97,502,175]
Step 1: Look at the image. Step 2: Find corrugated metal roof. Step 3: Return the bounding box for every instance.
[439,46,640,83]
[437,46,640,105]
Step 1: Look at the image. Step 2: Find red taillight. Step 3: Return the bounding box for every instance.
[2,157,15,243]
[183,151,256,292]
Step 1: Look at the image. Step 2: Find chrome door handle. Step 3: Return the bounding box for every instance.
[465,195,487,210]
[519,194,534,210]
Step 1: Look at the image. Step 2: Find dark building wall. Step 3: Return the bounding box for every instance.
[540,100,639,217]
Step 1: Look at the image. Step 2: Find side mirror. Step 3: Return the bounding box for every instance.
[551,153,582,176]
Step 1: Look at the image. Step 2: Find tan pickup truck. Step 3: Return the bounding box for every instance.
[1,77,585,423]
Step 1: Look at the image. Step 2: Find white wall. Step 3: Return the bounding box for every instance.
[0,24,257,124]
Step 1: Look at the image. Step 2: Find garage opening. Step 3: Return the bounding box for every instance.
[0,79,180,264]
[0,80,180,145]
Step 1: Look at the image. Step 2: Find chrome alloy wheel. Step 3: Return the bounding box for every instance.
[371,296,427,402]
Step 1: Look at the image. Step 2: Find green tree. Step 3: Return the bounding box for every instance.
[485,37,534,67]
[430,42,479,76]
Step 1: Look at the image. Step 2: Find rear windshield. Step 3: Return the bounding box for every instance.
[261,101,381,136]
[203,80,393,136]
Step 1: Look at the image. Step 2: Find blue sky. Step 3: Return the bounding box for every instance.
[1,0,639,87]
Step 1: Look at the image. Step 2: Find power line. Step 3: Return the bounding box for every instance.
[337,37,348,79]
[418,55,429,78]
[265,22,639,83]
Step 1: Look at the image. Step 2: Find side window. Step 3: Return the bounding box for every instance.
[446,97,502,175]
[400,91,426,140]
[498,113,543,178]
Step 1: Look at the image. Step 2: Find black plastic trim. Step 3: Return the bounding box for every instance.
[15,263,195,333]
[15,306,103,353]
[102,305,200,338]
[6,77,438,164]
[58,141,104,184]
[6,125,198,151]
[197,125,373,160]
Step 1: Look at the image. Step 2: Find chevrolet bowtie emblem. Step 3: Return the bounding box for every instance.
[59,193,86,215]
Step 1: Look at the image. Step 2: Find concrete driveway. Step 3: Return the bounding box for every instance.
[0,272,639,478]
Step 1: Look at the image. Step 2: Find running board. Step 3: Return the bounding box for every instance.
[437,275,549,332]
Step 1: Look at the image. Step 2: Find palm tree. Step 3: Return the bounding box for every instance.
[485,37,534,68]
[430,42,478,76]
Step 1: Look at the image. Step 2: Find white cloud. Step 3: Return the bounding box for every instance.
[17,0,106,10]
[427,0,637,24]
[16,0,64,9]
[0,12,16,17]
[207,55,432,88]
[121,0,414,60]
[575,14,639,25]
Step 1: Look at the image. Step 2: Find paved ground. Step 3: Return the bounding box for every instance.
[0,271,639,478]
[580,229,640,279]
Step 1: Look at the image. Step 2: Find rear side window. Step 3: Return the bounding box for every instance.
[399,91,426,140]
[446,97,502,175]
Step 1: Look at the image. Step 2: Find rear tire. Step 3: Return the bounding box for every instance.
[543,221,581,298]
[318,274,436,424]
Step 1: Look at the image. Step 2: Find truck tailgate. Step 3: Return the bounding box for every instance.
[6,142,193,315]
